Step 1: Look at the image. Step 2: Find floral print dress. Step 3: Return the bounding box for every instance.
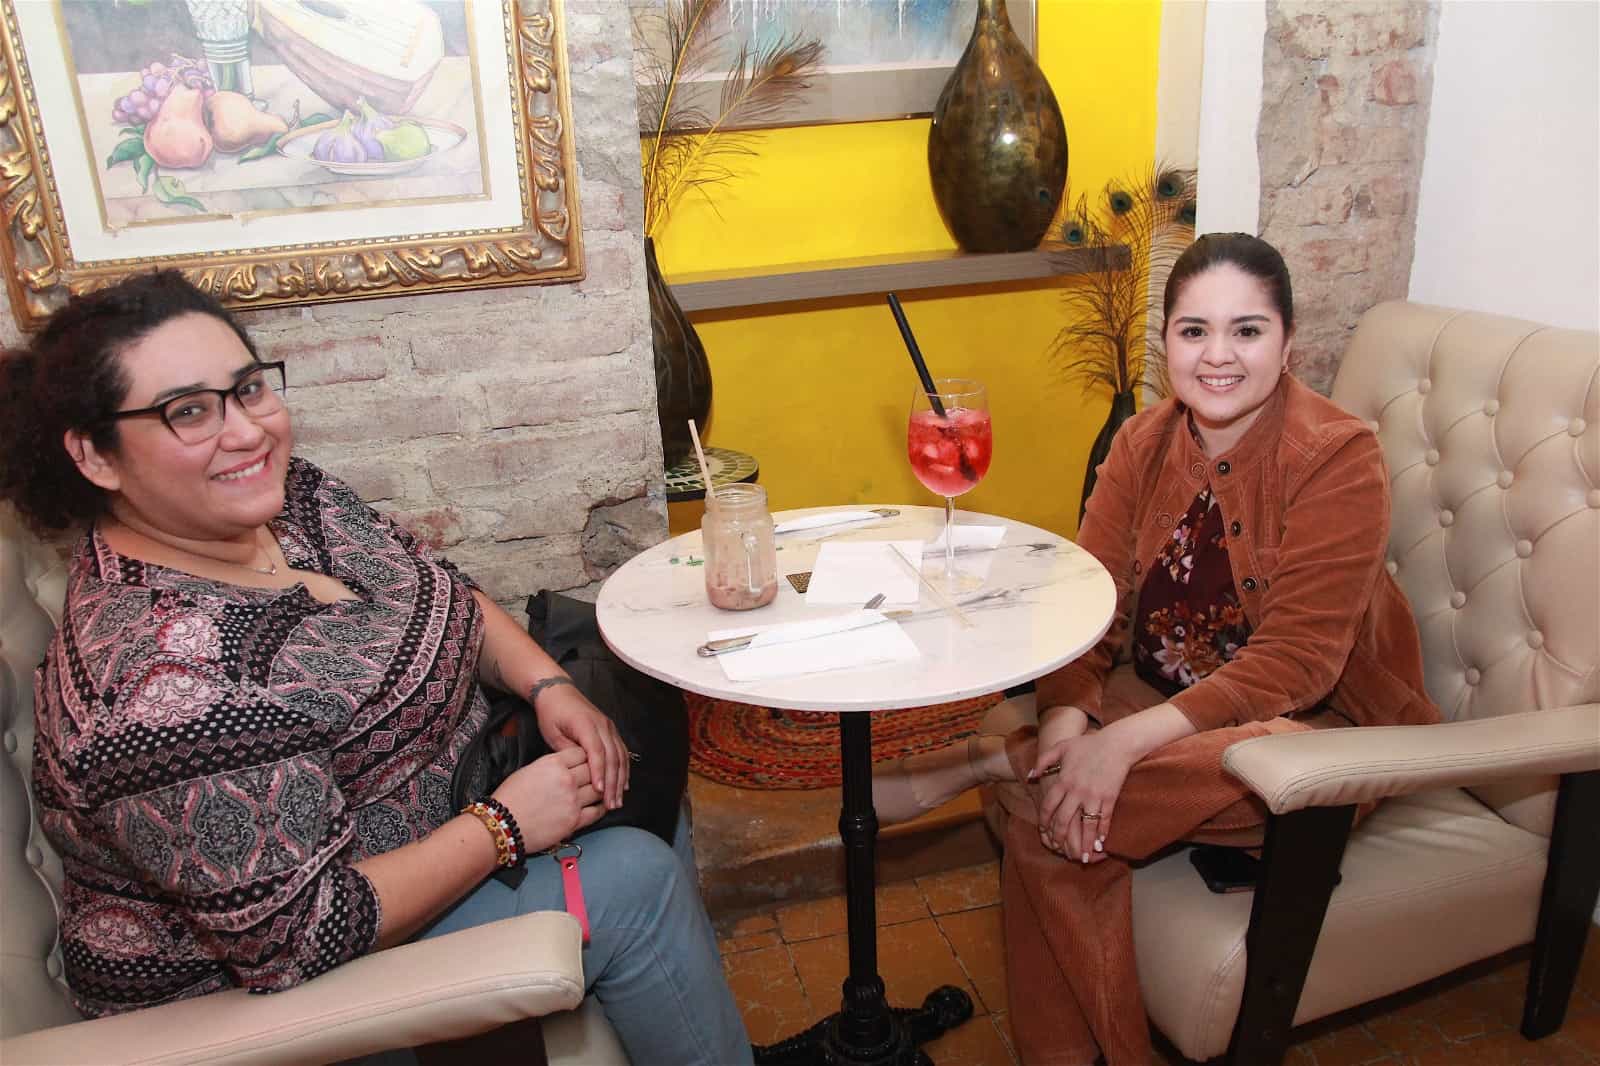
[1132,487,1253,698]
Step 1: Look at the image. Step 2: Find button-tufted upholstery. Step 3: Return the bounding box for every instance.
[984,301,1600,1063]
[0,509,627,1064]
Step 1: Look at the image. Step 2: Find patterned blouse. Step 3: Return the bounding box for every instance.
[31,458,490,1017]
[1132,487,1253,698]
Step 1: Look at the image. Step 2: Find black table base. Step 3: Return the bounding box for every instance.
[753,714,975,1065]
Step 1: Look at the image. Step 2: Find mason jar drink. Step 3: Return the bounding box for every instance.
[701,484,778,611]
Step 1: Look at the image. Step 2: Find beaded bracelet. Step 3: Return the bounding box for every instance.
[463,798,527,869]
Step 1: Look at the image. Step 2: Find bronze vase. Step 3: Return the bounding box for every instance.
[1080,390,1136,521]
[644,237,711,468]
[927,0,1068,253]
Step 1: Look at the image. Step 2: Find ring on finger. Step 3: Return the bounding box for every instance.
[1079,810,1103,821]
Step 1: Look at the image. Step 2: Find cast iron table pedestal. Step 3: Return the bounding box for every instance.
[753,714,973,1066]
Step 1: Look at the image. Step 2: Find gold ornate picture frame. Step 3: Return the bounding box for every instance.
[0,0,582,331]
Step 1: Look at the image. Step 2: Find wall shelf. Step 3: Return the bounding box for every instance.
[666,244,1129,313]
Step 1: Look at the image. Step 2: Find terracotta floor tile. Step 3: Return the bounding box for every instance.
[1577,929,1600,1001]
[722,944,814,1047]
[1284,1024,1398,1065]
[775,880,929,942]
[717,910,778,939]
[720,929,782,955]
[920,1013,1019,1066]
[788,918,980,1025]
[1561,1008,1600,1056]
[992,1011,1018,1062]
[937,905,1008,1015]
[918,861,1002,915]
[1399,1030,1592,1065]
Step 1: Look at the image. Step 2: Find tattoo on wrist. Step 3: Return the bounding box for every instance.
[527,676,576,707]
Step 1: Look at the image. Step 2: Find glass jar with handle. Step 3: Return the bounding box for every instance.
[701,484,778,611]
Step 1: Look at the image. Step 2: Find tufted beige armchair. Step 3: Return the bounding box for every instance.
[988,301,1599,1063]
[1,510,627,1064]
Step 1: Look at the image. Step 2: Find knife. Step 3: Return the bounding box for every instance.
[696,610,906,658]
[772,508,899,535]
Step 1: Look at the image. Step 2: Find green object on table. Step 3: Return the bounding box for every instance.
[664,446,758,503]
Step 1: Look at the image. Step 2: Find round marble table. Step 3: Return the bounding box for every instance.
[596,505,1115,1065]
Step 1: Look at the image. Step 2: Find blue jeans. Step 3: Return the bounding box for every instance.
[420,811,751,1065]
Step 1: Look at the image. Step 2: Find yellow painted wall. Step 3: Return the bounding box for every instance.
[656,0,1164,536]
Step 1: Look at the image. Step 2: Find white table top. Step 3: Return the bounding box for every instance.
[595,505,1116,712]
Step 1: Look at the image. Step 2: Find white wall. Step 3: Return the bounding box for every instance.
[1410,0,1599,330]
[1194,0,1265,236]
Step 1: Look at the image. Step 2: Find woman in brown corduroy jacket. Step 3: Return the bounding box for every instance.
[874,234,1440,1065]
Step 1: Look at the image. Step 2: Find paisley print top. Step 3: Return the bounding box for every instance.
[1132,487,1254,697]
[31,458,490,1017]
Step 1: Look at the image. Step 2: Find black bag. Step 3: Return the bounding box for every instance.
[449,590,689,847]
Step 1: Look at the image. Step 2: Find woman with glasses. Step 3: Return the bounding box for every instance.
[0,272,751,1065]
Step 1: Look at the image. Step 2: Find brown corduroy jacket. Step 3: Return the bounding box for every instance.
[1035,374,1442,734]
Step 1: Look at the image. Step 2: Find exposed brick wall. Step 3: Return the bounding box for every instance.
[3,0,664,611]
[1258,1,1440,393]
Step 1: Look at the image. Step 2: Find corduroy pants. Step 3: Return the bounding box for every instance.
[988,676,1349,1065]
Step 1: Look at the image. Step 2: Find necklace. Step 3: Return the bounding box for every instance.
[248,556,279,576]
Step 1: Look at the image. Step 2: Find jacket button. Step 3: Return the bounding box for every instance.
[1189,461,1205,479]
[1156,513,1173,529]
[1241,577,1258,592]
[1133,560,1142,574]
[1216,460,1232,475]
[1230,520,1242,536]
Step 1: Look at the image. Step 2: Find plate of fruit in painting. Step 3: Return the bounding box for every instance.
[278,100,466,176]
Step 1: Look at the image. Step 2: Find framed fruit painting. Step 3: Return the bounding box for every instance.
[0,0,583,330]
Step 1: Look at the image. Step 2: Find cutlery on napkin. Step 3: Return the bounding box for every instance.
[702,610,922,681]
[772,509,898,535]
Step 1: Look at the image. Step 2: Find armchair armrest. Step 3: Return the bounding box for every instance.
[0,911,585,1066]
[1223,704,1600,815]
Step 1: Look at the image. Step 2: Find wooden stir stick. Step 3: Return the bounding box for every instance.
[688,420,717,510]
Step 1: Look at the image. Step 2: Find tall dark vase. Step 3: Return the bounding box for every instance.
[644,237,711,468]
[1080,391,1136,521]
[927,0,1068,253]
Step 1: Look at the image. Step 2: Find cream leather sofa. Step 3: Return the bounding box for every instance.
[0,509,627,1064]
[987,300,1599,1063]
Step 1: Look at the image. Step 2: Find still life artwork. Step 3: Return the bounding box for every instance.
[0,0,581,328]
[69,0,482,228]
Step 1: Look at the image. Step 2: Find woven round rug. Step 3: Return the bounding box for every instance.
[686,691,1005,790]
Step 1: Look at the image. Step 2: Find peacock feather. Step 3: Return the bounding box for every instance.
[634,0,825,238]
[1050,165,1197,401]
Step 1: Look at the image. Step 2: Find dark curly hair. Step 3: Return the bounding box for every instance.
[0,271,259,532]
[1163,232,1295,335]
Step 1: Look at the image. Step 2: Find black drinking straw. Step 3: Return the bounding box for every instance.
[886,292,946,416]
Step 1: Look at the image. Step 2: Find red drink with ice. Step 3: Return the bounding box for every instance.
[908,407,992,497]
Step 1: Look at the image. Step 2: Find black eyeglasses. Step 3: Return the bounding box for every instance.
[104,361,287,444]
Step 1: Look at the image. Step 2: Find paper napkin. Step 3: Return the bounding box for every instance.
[708,610,920,682]
[925,524,1007,554]
[804,540,924,605]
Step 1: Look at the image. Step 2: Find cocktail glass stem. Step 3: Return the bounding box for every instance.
[944,495,957,585]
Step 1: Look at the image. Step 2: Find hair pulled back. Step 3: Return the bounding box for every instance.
[0,270,257,532]
[1163,232,1295,334]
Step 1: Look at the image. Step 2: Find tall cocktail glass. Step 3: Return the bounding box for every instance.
[907,378,992,592]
